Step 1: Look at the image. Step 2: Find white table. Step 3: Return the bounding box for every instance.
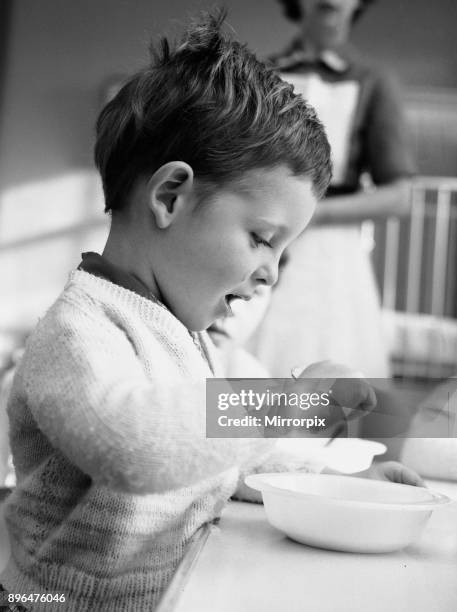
[161,480,457,612]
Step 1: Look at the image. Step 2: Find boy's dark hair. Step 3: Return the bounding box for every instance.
[94,10,331,212]
[277,0,376,23]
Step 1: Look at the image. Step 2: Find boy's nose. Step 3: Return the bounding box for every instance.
[254,258,279,287]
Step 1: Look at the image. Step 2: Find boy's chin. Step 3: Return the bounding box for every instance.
[174,302,223,333]
[182,319,206,333]
[182,314,213,333]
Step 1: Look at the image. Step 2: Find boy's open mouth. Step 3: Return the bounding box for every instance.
[224,293,250,316]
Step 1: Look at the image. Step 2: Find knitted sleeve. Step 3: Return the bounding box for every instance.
[19,305,271,495]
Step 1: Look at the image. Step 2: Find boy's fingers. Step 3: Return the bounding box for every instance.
[379,461,426,487]
[338,383,377,421]
[398,465,426,487]
[356,384,377,412]
[330,379,377,415]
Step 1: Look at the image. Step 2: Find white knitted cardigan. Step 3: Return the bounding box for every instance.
[1,271,314,611]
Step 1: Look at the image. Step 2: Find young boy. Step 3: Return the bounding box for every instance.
[1,12,421,611]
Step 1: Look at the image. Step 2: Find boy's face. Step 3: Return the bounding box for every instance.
[156,166,316,331]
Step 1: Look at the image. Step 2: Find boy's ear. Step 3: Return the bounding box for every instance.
[148,161,194,228]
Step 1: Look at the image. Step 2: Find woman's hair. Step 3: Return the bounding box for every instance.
[94,10,331,212]
[277,0,376,23]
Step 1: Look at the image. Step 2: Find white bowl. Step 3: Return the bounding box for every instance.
[245,472,452,553]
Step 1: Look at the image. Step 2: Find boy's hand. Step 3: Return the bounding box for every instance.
[296,360,377,421]
[360,461,425,487]
[263,360,375,437]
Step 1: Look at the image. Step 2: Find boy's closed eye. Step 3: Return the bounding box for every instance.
[251,232,273,248]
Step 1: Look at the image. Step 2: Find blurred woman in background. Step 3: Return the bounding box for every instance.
[248,0,414,377]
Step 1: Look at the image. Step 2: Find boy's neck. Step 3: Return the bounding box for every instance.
[102,222,162,302]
